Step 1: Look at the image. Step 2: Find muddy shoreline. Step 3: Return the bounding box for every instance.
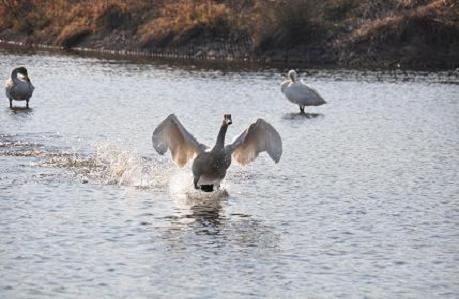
[1,38,457,72]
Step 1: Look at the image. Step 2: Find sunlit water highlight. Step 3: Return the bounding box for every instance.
[1,48,458,298]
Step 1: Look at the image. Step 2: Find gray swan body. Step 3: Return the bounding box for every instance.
[5,67,34,108]
[153,114,282,192]
[281,70,325,113]
[191,119,231,190]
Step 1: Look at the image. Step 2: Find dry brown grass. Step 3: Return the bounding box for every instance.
[345,0,458,44]
[0,0,148,45]
[56,20,92,48]
[138,0,231,47]
[0,0,458,67]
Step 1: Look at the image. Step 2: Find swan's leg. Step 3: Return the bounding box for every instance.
[300,105,305,114]
[193,176,200,190]
[9,99,13,108]
[26,100,29,109]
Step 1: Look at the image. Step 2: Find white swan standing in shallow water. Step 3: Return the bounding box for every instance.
[5,67,35,109]
[281,69,326,114]
[153,114,282,192]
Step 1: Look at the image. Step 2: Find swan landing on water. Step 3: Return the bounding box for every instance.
[152,114,282,192]
[281,70,326,114]
[5,67,35,109]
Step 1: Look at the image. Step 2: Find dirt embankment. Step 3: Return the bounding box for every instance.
[0,0,458,69]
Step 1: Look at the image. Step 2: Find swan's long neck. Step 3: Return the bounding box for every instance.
[11,68,21,84]
[213,122,228,151]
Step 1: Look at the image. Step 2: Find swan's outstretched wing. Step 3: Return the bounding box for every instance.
[152,114,207,167]
[227,119,282,166]
[284,81,326,106]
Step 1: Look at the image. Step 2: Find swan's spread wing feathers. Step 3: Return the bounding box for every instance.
[229,119,282,166]
[152,114,207,167]
[284,81,326,106]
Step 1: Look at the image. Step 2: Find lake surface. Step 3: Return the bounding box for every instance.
[1,48,458,298]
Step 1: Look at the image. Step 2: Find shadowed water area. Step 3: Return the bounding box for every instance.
[1,48,458,298]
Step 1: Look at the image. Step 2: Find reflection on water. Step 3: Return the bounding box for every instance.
[170,199,225,231]
[9,106,33,113]
[165,202,279,250]
[5,107,34,119]
[0,48,458,298]
[282,112,324,120]
[188,203,224,229]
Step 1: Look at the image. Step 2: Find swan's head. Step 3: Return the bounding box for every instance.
[223,114,232,126]
[288,69,297,82]
[16,67,30,81]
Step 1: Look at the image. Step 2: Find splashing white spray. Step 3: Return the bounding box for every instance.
[168,168,229,207]
[91,143,172,189]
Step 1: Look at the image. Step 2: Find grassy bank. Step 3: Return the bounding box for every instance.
[1,0,458,68]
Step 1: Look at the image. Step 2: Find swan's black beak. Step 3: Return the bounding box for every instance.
[224,114,232,125]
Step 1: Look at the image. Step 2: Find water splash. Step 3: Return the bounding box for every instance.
[44,143,173,189]
[89,143,170,188]
[1,134,232,193]
[168,169,229,203]
[0,135,172,189]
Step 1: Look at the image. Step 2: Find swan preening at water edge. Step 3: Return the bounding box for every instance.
[152,114,282,193]
[5,66,34,109]
[281,69,326,114]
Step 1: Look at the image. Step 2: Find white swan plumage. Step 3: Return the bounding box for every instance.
[281,69,325,113]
